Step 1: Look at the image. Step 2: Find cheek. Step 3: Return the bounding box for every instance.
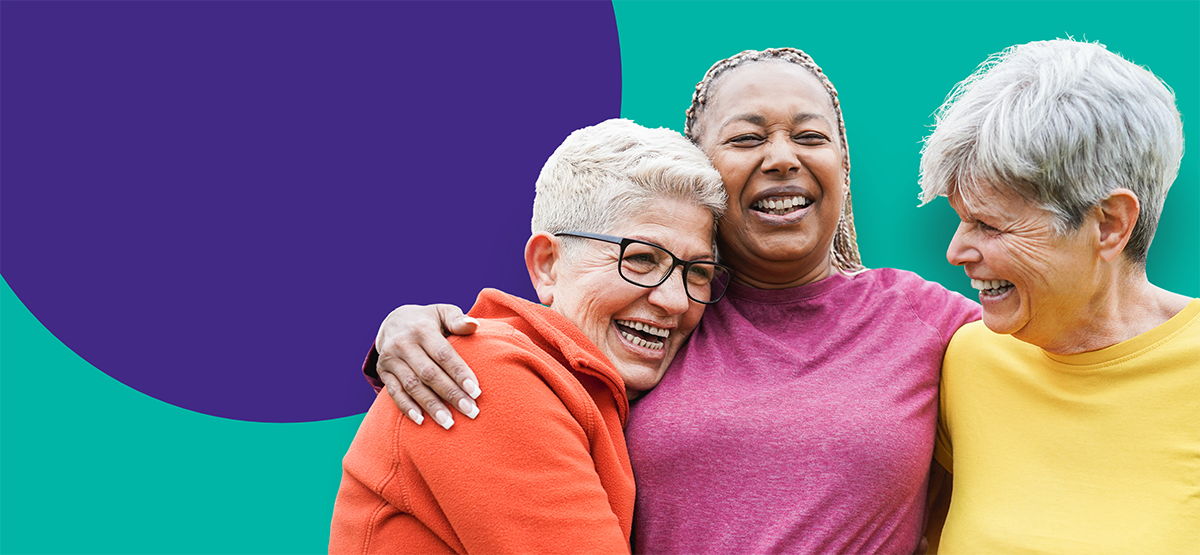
[804,149,843,180]
[1014,240,1059,275]
[710,154,750,195]
[680,305,705,334]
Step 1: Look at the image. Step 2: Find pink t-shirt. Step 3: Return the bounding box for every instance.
[627,268,980,554]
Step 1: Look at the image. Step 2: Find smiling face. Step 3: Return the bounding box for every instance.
[947,185,1102,350]
[695,61,846,288]
[549,197,714,398]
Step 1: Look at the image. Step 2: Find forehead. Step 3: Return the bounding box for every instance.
[704,61,836,124]
[609,199,715,255]
[949,182,1041,220]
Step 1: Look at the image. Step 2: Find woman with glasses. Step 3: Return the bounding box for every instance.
[329,119,728,554]
[364,48,980,554]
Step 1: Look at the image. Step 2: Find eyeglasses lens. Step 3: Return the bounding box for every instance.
[619,242,729,304]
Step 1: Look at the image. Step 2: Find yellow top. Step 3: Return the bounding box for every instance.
[935,300,1200,554]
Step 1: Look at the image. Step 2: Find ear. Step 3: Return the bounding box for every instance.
[1093,188,1140,263]
[525,232,562,306]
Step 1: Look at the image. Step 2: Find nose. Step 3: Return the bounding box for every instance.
[760,135,799,175]
[647,265,691,315]
[946,222,980,266]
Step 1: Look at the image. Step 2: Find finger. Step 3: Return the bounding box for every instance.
[395,362,457,430]
[439,305,480,337]
[375,303,480,420]
[396,321,480,417]
[431,305,483,400]
[377,333,470,428]
[407,340,479,421]
[377,370,424,425]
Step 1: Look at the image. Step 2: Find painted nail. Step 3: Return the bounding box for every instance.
[407,409,424,425]
[463,378,482,399]
[434,410,454,430]
[458,398,479,419]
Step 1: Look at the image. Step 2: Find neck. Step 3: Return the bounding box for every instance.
[725,250,835,290]
[1029,264,1192,355]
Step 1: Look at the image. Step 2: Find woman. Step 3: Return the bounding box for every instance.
[329,119,729,553]
[367,48,979,554]
[919,40,1198,553]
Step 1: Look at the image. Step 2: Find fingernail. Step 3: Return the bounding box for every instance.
[458,398,479,419]
[463,378,482,399]
[407,409,424,425]
[434,410,454,430]
[462,316,479,325]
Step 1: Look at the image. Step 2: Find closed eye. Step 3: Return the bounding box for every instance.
[728,134,764,146]
[793,132,829,144]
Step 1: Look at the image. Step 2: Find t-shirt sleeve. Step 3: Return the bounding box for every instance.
[903,274,982,349]
[900,273,976,473]
[362,343,384,392]
[395,333,629,554]
[933,324,977,474]
[934,380,954,473]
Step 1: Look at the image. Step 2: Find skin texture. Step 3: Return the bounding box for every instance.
[947,186,1101,351]
[527,197,714,398]
[946,184,1190,354]
[696,61,845,289]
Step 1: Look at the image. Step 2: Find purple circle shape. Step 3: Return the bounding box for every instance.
[1,1,622,422]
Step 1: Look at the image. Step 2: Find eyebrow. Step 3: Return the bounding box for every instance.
[626,235,716,262]
[718,112,833,133]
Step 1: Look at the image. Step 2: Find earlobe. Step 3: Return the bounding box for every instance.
[525,232,560,306]
[1094,188,1140,263]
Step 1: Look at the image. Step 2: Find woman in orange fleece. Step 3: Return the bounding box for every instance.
[328,119,729,554]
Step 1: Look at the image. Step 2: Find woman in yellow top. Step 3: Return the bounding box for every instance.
[919,39,1198,553]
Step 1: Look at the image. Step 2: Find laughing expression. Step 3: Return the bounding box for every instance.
[549,198,714,399]
[947,186,1101,350]
[696,61,846,287]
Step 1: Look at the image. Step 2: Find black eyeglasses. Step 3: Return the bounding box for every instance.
[554,231,732,305]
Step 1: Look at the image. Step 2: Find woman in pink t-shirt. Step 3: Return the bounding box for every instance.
[362,49,979,553]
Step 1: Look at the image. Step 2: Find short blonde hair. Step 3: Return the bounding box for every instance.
[532,119,726,255]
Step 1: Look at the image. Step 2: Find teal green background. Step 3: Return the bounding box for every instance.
[2,2,1196,553]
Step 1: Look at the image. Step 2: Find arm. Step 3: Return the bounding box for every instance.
[923,460,952,554]
[363,304,481,428]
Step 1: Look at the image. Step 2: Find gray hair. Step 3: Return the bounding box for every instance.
[685,48,864,273]
[919,39,1184,265]
[532,119,727,258]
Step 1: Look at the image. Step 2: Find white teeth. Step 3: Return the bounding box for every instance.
[620,331,664,350]
[971,278,1014,291]
[616,320,669,350]
[751,195,809,213]
[617,319,668,338]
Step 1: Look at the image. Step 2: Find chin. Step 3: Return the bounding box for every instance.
[621,366,665,394]
[980,311,1024,336]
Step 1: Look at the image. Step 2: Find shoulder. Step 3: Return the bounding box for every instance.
[453,320,589,405]
[944,321,1022,365]
[852,268,981,338]
[852,268,965,301]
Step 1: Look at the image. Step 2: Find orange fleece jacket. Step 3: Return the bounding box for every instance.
[329,289,635,554]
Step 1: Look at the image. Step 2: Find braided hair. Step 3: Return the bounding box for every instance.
[685,48,864,273]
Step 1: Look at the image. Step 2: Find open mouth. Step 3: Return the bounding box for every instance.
[750,195,812,216]
[972,278,1015,297]
[615,319,668,350]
